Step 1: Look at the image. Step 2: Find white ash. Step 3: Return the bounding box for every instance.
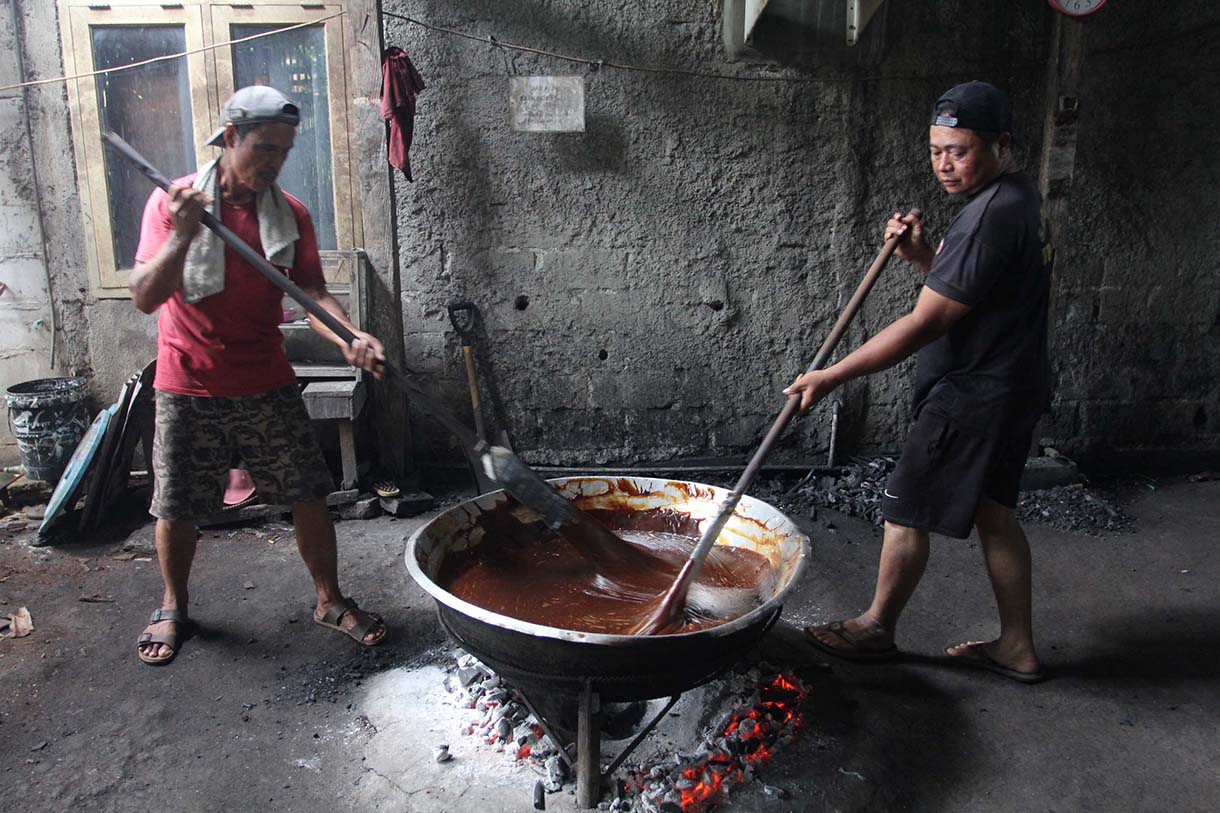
[439,651,808,811]
[444,651,568,793]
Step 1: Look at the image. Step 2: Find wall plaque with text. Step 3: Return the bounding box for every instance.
[509,76,585,132]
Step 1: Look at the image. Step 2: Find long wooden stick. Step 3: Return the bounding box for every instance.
[635,209,922,634]
[103,130,655,572]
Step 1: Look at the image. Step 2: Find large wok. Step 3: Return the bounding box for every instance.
[405,476,809,703]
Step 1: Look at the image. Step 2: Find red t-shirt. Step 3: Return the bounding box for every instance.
[134,174,325,397]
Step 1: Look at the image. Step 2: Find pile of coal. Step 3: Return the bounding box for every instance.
[1016,483,1134,535]
[788,458,896,526]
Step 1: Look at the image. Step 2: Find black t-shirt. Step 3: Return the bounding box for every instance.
[914,171,1054,434]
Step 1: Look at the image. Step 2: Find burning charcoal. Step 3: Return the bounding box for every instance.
[533,779,546,810]
[433,744,452,763]
[496,717,514,742]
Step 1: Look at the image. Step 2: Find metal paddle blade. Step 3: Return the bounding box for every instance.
[480,445,666,575]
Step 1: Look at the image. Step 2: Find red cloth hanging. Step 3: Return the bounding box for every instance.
[380,46,425,182]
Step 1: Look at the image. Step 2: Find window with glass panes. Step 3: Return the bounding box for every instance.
[57,0,359,296]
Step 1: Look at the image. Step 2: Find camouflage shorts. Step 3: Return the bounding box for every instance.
[150,386,333,520]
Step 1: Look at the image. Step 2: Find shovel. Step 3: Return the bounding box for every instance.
[447,301,516,453]
[103,131,657,577]
[448,302,488,442]
[632,209,922,634]
[446,302,497,494]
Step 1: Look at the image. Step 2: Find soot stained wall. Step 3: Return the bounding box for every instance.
[385,0,1053,465]
[1044,2,1220,469]
[7,0,1217,476]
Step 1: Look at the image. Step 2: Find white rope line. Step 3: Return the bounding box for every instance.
[0,10,346,94]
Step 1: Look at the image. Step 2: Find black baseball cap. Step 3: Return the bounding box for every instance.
[206,86,300,147]
[930,81,1013,135]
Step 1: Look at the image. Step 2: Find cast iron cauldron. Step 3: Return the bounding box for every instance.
[405,476,809,702]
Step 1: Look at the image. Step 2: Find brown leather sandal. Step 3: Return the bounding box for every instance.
[136,608,192,665]
[313,598,386,646]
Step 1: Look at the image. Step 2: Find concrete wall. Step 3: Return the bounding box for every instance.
[385,0,1058,465]
[382,0,1220,469]
[1045,2,1220,470]
[0,1,55,464]
[6,0,1219,474]
[6,0,152,465]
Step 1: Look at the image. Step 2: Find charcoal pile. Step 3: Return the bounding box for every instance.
[786,458,896,526]
[440,651,810,812]
[1016,483,1134,535]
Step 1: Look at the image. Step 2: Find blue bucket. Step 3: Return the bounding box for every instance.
[5,377,91,484]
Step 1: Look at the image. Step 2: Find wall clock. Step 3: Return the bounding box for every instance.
[1047,0,1108,16]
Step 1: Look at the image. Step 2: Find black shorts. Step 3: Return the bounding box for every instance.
[881,409,1034,539]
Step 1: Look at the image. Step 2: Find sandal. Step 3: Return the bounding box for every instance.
[373,479,400,498]
[313,598,386,646]
[804,620,900,663]
[944,642,1045,684]
[136,608,192,666]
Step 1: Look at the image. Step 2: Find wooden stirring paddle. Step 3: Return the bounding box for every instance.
[631,209,923,634]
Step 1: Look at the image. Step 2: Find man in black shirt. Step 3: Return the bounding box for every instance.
[785,81,1053,683]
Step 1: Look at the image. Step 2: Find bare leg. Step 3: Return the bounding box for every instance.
[138,518,197,661]
[946,497,1040,674]
[292,498,384,645]
[809,521,929,652]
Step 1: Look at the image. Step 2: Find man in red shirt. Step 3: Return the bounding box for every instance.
[130,86,387,664]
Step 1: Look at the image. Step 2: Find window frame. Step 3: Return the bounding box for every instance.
[56,0,361,298]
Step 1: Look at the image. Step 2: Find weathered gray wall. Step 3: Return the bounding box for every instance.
[1045,3,1220,469]
[7,0,1219,475]
[384,0,1060,466]
[0,0,55,464]
[10,0,159,447]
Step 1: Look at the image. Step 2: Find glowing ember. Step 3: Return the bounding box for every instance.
[440,651,808,812]
[619,666,810,812]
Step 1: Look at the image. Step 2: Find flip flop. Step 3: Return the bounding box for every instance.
[373,480,400,498]
[313,598,386,647]
[944,642,1045,684]
[804,620,900,663]
[223,468,257,509]
[136,608,192,666]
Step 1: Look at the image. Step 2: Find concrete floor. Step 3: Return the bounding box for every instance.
[1,477,1217,812]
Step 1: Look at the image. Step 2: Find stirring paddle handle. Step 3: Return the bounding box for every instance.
[636,208,923,634]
